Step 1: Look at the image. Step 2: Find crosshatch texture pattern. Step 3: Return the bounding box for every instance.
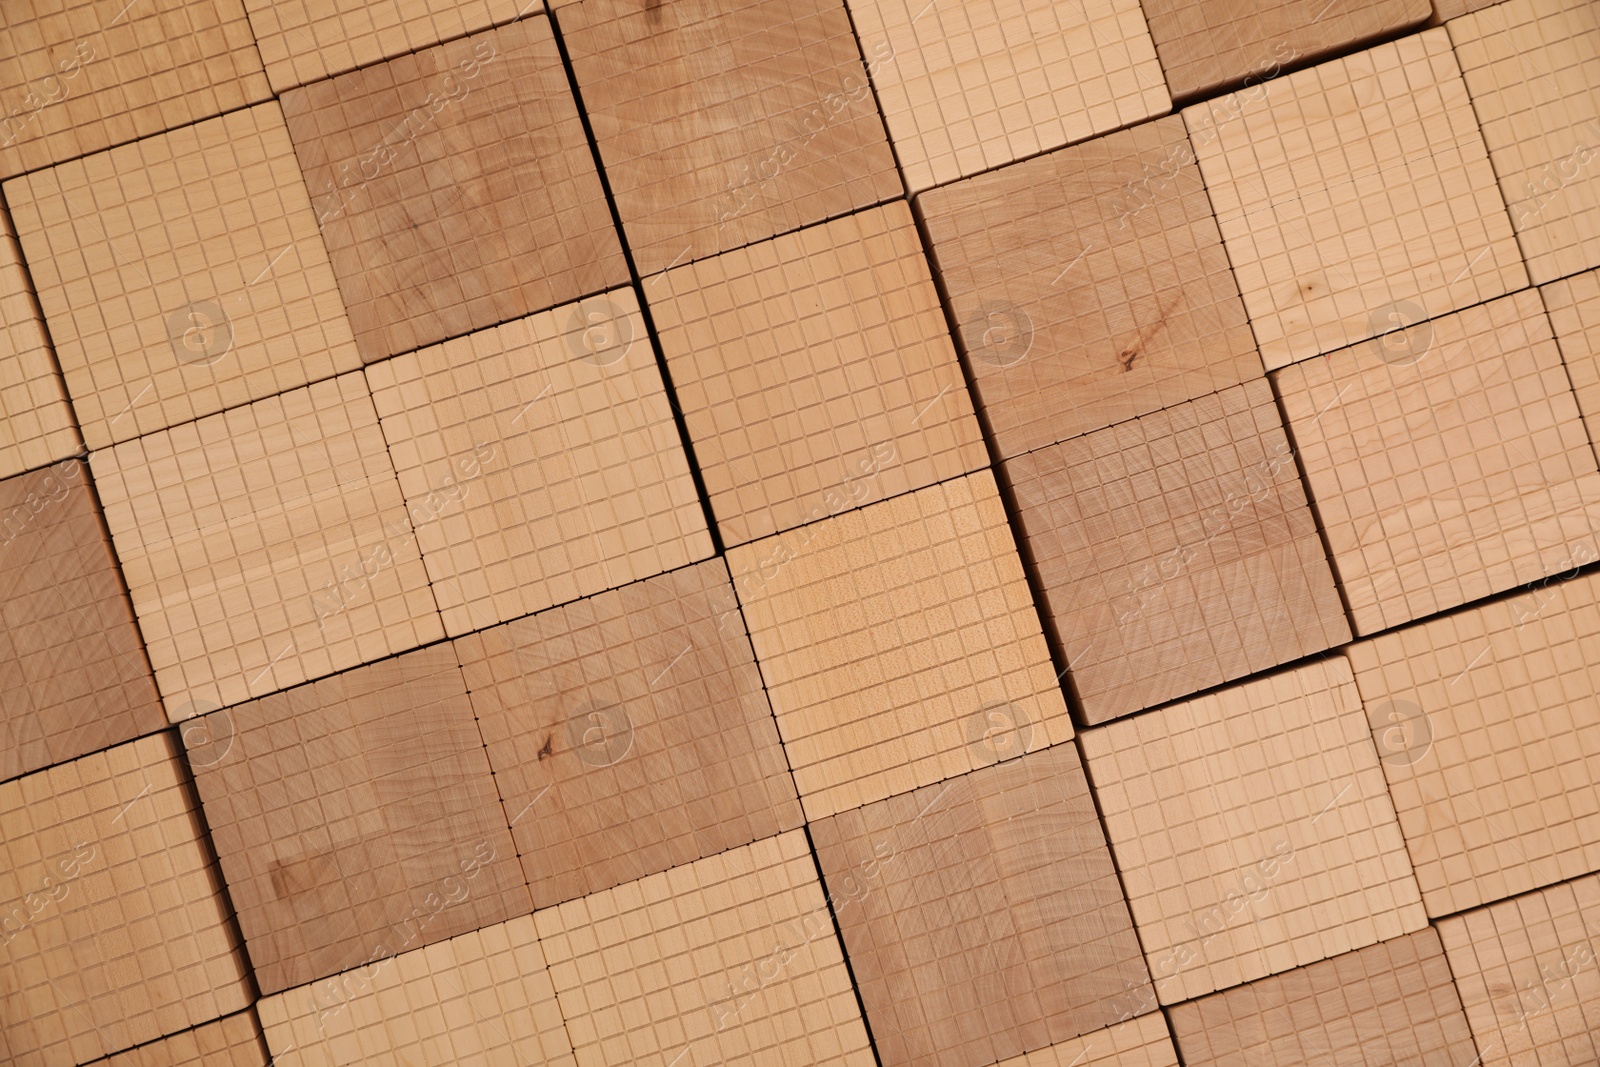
[87,1011,267,1067]
[990,1015,1179,1067]
[0,212,77,480]
[1544,265,1600,453]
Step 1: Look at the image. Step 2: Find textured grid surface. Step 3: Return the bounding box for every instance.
[0,733,251,1066]
[811,745,1154,1067]
[727,470,1075,820]
[0,0,270,178]
[1544,266,1600,452]
[1007,380,1349,723]
[456,557,802,910]
[1276,289,1600,636]
[90,371,442,716]
[1168,928,1480,1066]
[1081,657,1427,1005]
[0,211,76,480]
[1436,0,1508,19]
[88,1011,267,1066]
[185,644,529,995]
[991,1015,1179,1067]
[844,0,1169,192]
[0,460,163,782]
[258,913,579,1067]
[650,201,987,546]
[1451,0,1600,285]
[1346,568,1600,918]
[919,115,1262,459]
[1438,872,1600,1067]
[560,0,901,276]
[1187,28,1526,369]
[366,288,710,636]
[282,17,626,364]
[535,830,874,1067]
[7,102,362,449]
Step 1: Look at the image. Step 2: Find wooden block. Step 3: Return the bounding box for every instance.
[282,17,626,364]
[90,372,444,716]
[1450,0,1600,284]
[989,1016,1178,1067]
[811,745,1154,1067]
[1187,28,1526,368]
[918,116,1262,459]
[0,460,164,782]
[843,0,1168,192]
[365,288,711,636]
[1006,380,1349,723]
[1168,929,1478,1065]
[1544,266,1600,452]
[0,211,77,480]
[1275,289,1600,636]
[0,0,269,178]
[1080,657,1427,1005]
[242,0,529,91]
[1435,0,1505,18]
[649,201,987,546]
[86,1011,267,1066]
[1346,568,1600,917]
[558,0,900,276]
[0,733,251,1066]
[184,644,529,995]
[726,470,1075,820]
[1141,0,1428,100]
[455,557,802,909]
[6,103,362,450]
[535,830,874,1067]
[1436,872,1600,1066]
[259,913,578,1067]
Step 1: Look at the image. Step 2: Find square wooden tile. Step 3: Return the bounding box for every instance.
[649,201,987,546]
[456,557,802,910]
[243,0,529,91]
[1451,0,1600,284]
[6,102,363,449]
[1275,289,1600,636]
[843,0,1168,192]
[1346,569,1600,917]
[811,745,1154,1067]
[90,371,443,716]
[0,459,164,782]
[0,733,251,1066]
[726,470,1075,820]
[259,913,578,1067]
[1544,265,1600,452]
[918,116,1262,459]
[0,212,77,480]
[1187,28,1526,369]
[0,0,269,178]
[559,0,901,276]
[535,830,874,1067]
[282,17,626,364]
[1141,0,1428,100]
[1080,657,1427,1005]
[1168,929,1479,1066]
[88,1011,266,1067]
[989,1016,1178,1067]
[366,288,711,636]
[1006,380,1349,724]
[1437,872,1600,1066]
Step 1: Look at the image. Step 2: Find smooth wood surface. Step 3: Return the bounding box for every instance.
[990,1016,1178,1067]
[918,116,1261,459]
[650,201,987,546]
[1544,265,1600,452]
[0,213,77,480]
[1007,380,1349,723]
[88,1012,267,1067]
[811,745,1154,1067]
[282,17,626,364]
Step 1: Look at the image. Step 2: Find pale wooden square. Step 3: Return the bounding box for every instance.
[0,211,77,480]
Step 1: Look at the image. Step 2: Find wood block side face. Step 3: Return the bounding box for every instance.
[0,214,77,479]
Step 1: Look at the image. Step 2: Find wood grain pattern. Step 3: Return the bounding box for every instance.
[1007,380,1349,723]
[185,643,529,995]
[811,745,1154,1067]
[1169,929,1479,1066]
[559,0,900,276]
[1187,29,1526,368]
[456,557,802,910]
[918,115,1262,459]
[1275,289,1600,636]
[726,470,1075,820]
[282,17,626,363]
[365,288,711,636]
[0,733,250,1066]
[650,201,987,546]
[86,1012,266,1067]
[990,1016,1178,1067]
[1543,265,1600,454]
[0,211,77,480]
[6,102,362,449]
